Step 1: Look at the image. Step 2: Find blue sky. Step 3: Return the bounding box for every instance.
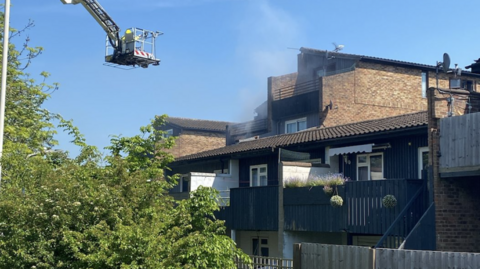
[8,0,480,156]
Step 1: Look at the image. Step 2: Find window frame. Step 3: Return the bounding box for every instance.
[285,117,307,134]
[421,72,428,98]
[179,175,189,193]
[449,78,475,91]
[356,153,384,181]
[163,128,173,138]
[250,164,268,187]
[252,237,269,257]
[418,147,429,179]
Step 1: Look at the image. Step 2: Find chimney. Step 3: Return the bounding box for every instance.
[465,58,480,74]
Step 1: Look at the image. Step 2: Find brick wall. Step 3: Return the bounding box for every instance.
[320,62,429,127]
[428,87,480,252]
[167,130,226,159]
[434,177,480,252]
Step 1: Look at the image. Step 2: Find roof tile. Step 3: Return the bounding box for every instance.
[174,111,428,162]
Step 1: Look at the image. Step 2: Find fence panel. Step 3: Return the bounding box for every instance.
[294,243,374,269]
[376,248,480,269]
[292,243,480,269]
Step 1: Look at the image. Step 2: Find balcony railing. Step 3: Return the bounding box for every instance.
[272,79,319,100]
[218,179,425,235]
[229,186,279,231]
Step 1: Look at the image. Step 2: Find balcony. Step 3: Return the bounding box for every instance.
[219,179,426,235]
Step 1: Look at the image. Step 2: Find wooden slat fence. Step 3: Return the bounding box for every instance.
[293,243,480,269]
[346,179,423,234]
[237,255,293,269]
[375,185,428,249]
[230,186,279,231]
[440,112,480,169]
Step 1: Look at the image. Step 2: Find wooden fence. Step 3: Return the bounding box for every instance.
[293,243,374,269]
[440,112,480,172]
[293,243,480,269]
[237,255,293,269]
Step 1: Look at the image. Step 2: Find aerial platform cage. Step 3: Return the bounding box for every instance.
[105,27,163,69]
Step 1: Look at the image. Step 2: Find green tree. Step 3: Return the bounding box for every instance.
[0,14,250,268]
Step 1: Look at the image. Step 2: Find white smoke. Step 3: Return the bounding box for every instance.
[233,0,305,121]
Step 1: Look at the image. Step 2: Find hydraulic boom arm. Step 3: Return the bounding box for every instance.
[61,0,161,68]
[61,0,120,49]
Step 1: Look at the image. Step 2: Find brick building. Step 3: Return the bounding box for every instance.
[228,47,480,144]
[157,117,233,159]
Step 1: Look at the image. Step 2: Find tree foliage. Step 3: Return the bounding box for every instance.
[0,14,250,268]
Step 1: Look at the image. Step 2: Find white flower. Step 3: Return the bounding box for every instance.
[73,202,81,207]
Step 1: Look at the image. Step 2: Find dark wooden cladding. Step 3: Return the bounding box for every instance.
[346,179,423,234]
[215,206,233,229]
[275,113,320,135]
[403,203,436,250]
[272,91,319,120]
[284,186,346,232]
[342,134,428,180]
[229,186,278,231]
[239,155,278,187]
[282,179,424,234]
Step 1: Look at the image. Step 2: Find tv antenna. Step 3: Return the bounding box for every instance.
[332,42,344,52]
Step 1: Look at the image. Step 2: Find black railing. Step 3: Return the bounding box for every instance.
[374,184,427,249]
[272,79,319,100]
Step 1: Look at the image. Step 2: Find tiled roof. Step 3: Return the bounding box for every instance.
[165,117,234,132]
[174,111,428,162]
[300,47,480,76]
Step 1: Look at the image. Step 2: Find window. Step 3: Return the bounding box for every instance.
[252,238,269,257]
[421,72,427,98]
[357,153,383,181]
[179,176,189,192]
[250,164,268,187]
[450,78,474,91]
[163,129,173,138]
[418,147,429,179]
[285,118,307,133]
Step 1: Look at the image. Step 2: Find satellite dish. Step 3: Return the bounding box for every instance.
[332,42,344,52]
[443,53,451,73]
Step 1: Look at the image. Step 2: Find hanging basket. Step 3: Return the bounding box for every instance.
[382,194,397,208]
[323,185,333,196]
[330,195,343,208]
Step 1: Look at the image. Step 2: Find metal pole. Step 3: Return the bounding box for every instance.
[0,0,11,185]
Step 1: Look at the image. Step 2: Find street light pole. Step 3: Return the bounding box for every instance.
[0,0,11,185]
